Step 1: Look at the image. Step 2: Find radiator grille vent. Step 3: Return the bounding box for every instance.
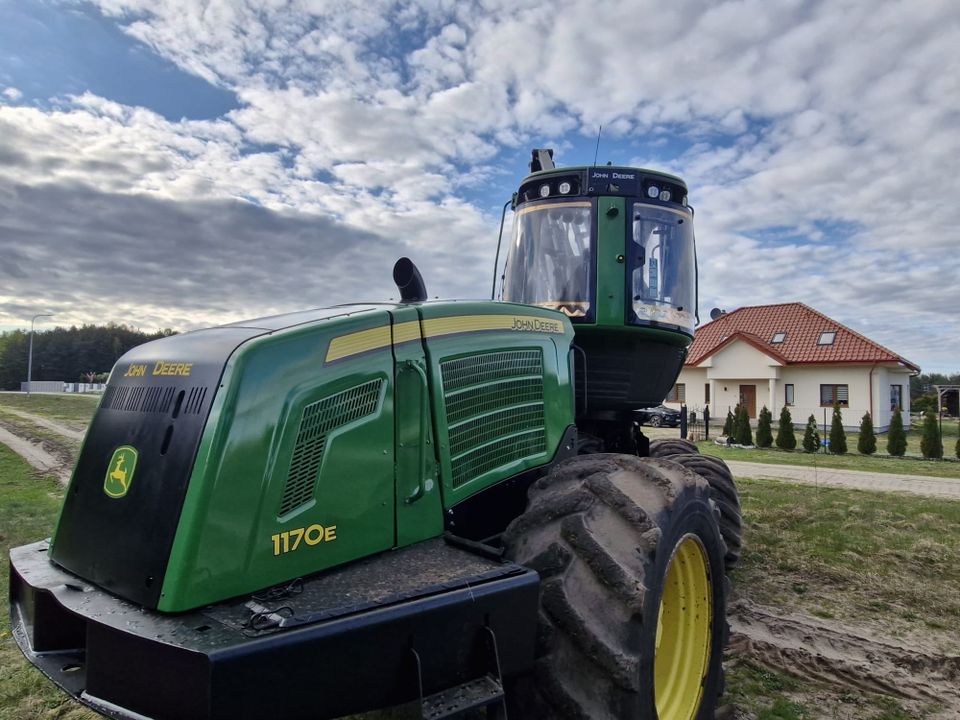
[441,350,546,489]
[280,379,384,516]
[101,385,178,414]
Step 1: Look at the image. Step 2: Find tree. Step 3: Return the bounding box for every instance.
[802,414,820,453]
[723,408,735,437]
[735,404,753,446]
[920,409,943,459]
[955,435,959,460]
[755,406,773,448]
[857,412,876,455]
[886,407,907,457]
[828,402,847,454]
[776,406,797,450]
[0,324,175,390]
[912,395,936,415]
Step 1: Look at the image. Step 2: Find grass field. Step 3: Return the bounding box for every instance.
[0,446,98,720]
[732,478,960,642]
[0,393,99,430]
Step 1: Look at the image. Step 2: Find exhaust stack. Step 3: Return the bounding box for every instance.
[393,257,427,303]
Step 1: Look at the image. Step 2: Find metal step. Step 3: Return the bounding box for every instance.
[421,674,505,719]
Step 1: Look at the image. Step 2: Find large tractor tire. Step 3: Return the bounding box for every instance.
[503,454,727,720]
[649,441,742,572]
[660,454,742,571]
[648,437,699,457]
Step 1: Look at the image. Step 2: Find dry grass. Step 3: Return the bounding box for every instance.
[731,478,960,646]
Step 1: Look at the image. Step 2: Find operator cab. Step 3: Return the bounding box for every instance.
[501,154,696,337]
[496,149,698,425]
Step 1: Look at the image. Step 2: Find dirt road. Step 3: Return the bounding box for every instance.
[0,406,86,442]
[0,424,71,484]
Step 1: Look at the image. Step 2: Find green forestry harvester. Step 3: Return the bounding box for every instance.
[10,150,741,719]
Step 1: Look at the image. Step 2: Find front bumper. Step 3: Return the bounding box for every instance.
[10,538,539,720]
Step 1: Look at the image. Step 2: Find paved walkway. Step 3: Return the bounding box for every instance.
[725,460,960,499]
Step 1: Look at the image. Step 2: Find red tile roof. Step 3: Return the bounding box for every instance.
[688,303,920,371]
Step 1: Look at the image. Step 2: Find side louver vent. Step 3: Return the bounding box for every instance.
[441,350,546,489]
[280,379,384,517]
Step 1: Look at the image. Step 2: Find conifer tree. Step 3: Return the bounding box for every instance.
[857,412,876,455]
[735,404,753,446]
[723,408,735,437]
[829,402,847,454]
[776,406,797,450]
[920,409,943,459]
[886,407,907,457]
[802,414,820,453]
[755,406,773,448]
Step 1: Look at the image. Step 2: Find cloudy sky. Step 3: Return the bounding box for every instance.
[1,0,957,372]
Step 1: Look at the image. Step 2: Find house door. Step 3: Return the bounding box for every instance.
[739,385,757,418]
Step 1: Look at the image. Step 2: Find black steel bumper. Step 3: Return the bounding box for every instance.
[9,538,539,720]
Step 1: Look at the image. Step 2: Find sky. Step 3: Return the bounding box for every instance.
[0,0,957,373]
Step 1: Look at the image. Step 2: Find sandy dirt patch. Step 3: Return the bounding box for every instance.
[0,424,72,484]
[0,407,86,442]
[729,600,960,717]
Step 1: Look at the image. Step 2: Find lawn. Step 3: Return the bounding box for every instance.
[720,478,960,719]
[0,445,98,720]
[731,478,960,643]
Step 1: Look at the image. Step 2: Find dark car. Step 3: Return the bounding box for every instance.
[637,404,682,427]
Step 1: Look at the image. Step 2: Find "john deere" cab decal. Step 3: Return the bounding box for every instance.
[104,445,138,498]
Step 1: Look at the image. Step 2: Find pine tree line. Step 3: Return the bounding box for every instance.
[0,324,176,390]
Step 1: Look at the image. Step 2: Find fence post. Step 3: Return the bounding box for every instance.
[680,403,688,439]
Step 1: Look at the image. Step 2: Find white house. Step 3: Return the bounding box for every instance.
[665,303,919,431]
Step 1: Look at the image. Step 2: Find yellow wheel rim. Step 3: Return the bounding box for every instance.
[654,535,713,720]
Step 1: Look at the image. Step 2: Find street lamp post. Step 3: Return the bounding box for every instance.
[27,313,53,396]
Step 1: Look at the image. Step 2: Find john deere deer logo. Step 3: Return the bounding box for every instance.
[104,446,138,498]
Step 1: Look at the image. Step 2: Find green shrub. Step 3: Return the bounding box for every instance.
[857,412,876,455]
[912,394,936,414]
[776,406,796,450]
[755,406,773,448]
[828,402,847,454]
[735,404,753,446]
[886,407,907,457]
[920,409,943,459]
[723,408,735,437]
[802,414,820,453]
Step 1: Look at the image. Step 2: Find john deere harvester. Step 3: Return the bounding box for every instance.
[10,150,740,719]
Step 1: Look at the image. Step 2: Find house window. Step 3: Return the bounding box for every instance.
[817,331,836,345]
[785,384,794,406]
[772,332,786,344]
[666,383,686,403]
[820,384,849,407]
[890,384,902,411]
[704,383,710,404]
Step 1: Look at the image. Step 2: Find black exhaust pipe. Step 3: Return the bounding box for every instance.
[393,257,428,303]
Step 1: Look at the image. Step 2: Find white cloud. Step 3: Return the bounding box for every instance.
[2,87,23,101]
[1,0,958,371]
